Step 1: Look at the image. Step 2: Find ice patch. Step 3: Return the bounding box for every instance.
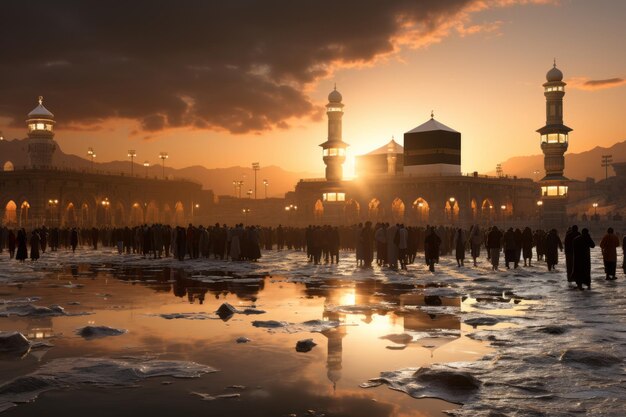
[76,326,128,339]
[252,319,340,334]
[0,304,91,317]
[0,357,218,412]
[153,312,219,320]
[192,392,241,401]
[362,365,481,404]
[295,338,317,352]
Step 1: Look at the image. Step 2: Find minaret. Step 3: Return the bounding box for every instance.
[537,61,571,227]
[26,96,56,168]
[320,86,349,181]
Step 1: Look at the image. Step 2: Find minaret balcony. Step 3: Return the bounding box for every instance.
[541,184,568,198]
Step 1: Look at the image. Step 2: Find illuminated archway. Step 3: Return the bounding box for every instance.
[146,201,159,224]
[314,199,324,220]
[130,203,144,225]
[391,198,405,222]
[174,201,185,225]
[444,199,459,223]
[344,199,360,223]
[412,198,430,223]
[65,202,77,227]
[20,201,30,227]
[470,199,478,221]
[80,203,90,227]
[3,200,17,226]
[481,199,494,222]
[368,198,382,220]
[3,161,14,171]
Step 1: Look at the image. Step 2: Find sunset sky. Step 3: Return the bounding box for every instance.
[1,0,625,178]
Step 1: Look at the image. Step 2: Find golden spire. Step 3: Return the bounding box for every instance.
[38,96,43,105]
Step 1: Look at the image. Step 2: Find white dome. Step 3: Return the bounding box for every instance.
[546,65,563,82]
[328,88,342,103]
[28,96,54,119]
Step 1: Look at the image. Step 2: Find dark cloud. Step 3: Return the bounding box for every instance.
[568,77,626,91]
[0,0,481,133]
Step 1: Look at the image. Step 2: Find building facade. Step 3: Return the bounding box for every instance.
[0,98,210,228]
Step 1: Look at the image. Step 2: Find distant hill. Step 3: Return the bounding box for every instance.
[490,140,626,181]
[0,138,318,197]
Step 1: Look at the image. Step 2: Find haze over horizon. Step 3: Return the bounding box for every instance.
[1,0,625,178]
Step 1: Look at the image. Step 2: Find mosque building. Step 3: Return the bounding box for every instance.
[292,66,565,227]
[0,98,210,228]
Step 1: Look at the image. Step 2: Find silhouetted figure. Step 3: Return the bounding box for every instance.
[15,229,28,262]
[397,224,408,270]
[70,228,79,253]
[600,227,620,280]
[564,225,580,282]
[424,227,441,272]
[572,228,595,290]
[469,225,482,266]
[30,231,40,261]
[386,224,399,270]
[454,228,466,267]
[487,226,503,271]
[8,230,16,259]
[360,222,374,267]
[503,228,517,269]
[521,227,534,267]
[545,229,563,272]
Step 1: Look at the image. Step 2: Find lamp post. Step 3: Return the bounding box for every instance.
[87,147,96,171]
[127,150,136,176]
[47,199,59,226]
[252,162,260,199]
[246,189,253,199]
[233,180,244,198]
[592,202,598,220]
[536,200,543,227]
[159,152,168,179]
[101,198,110,226]
[285,204,298,225]
[143,161,150,178]
[192,203,199,219]
[500,204,507,228]
[263,179,269,199]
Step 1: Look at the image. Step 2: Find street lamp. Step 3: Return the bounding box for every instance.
[593,202,598,218]
[233,180,244,198]
[252,162,260,199]
[87,147,96,171]
[263,179,269,199]
[242,208,251,223]
[48,199,59,226]
[101,198,110,226]
[127,150,136,176]
[246,189,253,199]
[159,152,168,179]
[143,161,150,178]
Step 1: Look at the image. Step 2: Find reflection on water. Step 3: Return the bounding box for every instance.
[0,263,498,417]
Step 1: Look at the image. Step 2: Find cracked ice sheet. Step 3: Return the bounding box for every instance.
[0,357,217,412]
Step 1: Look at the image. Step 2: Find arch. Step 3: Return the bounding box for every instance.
[3,161,14,171]
[174,201,185,225]
[113,202,125,226]
[65,202,77,227]
[19,201,30,227]
[314,199,324,220]
[162,203,172,225]
[444,199,459,223]
[470,199,478,221]
[145,201,159,224]
[481,198,494,222]
[391,198,405,222]
[130,203,144,225]
[344,199,360,223]
[3,200,17,226]
[411,198,430,223]
[368,198,383,220]
[80,203,91,227]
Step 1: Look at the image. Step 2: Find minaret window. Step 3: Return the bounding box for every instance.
[545,86,564,92]
[541,185,568,197]
[541,133,568,144]
[327,107,342,112]
[323,148,345,157]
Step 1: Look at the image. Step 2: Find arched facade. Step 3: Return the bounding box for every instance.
[412,198,430,223]
[391,198,405,222]
[3,161,14,171]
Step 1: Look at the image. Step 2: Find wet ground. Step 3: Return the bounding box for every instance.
[0,248,624,416]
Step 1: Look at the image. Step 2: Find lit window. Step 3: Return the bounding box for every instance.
[323,149,329,156]
[45,124,53,131]
[322,192,346,202]
[36,123,45,130]
[29,123,37,131]
[324,148,345,157]
[327,106,342,112]
[541,133,568,144]
[329,148,338,156]
[541,185,568,197]
[337,192,346,202]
